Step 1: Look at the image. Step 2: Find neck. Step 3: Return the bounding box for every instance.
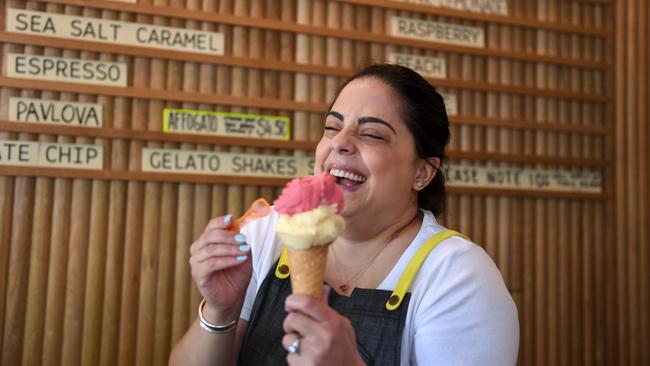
[333,208,420,264]
[342,203,419,240]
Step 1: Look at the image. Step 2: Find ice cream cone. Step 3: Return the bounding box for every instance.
[274,173,345,299]
[287,245,329,299]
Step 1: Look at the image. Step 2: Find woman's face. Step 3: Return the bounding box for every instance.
[315,77,422,218]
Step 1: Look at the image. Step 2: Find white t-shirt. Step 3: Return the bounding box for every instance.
[240,209,519,365]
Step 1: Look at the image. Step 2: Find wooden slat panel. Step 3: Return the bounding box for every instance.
[0,171,12,362]
[0,37,16,357]
[615,0,629,365]
[547,2,561,363]
[79,9,115,366]
[614,0,650,365]
[97,40,130,365]
[339,0,610,36]
[637,0,649,362]
[19,8,58,362]
[2,175,35,366]
[2,0,643,365]
[115,11,148,359]
[23,0,610,69]
[133,4,165,365]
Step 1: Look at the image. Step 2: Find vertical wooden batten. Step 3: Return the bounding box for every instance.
[614,0,650,365]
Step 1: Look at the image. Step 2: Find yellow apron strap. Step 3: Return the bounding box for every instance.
[386,230,468,311]
[275,246,290,279]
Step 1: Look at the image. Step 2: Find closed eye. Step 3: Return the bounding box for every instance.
[360,133,384,140]
[323,124,341,137]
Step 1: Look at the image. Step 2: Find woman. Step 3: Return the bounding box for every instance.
[169,64,519,365]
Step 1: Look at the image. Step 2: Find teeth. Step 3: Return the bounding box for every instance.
[329,168,366,183]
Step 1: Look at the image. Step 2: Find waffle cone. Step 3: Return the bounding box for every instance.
[287,245,329,299]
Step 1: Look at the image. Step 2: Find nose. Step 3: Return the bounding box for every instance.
[330,128,356,155]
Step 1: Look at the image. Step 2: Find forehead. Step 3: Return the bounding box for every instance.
[330,77,403,122]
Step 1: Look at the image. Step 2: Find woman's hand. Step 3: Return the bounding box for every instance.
[189,215,253,322]
[281,288,366,366]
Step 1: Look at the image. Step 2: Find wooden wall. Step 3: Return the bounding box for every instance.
[0,0,646,365]
[614,0,650,365]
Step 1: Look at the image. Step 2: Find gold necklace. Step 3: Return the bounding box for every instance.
[330,215,418,293]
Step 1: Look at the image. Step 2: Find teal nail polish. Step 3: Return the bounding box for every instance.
[224,214,233,224]
[236,255,248,262]
[234,234,246,243]
[239,244,250,252]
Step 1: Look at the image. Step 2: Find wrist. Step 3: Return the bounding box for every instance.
[199,299,239,334]
[202,299,242,325]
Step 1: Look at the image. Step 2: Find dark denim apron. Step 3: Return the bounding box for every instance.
[238,230,463,366]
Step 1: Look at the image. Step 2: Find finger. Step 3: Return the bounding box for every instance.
[282,334,313,366]
[191,242,251,263]
[320,285,330,304]
[281,333,301,352]
[191,255,249,280]
[205,214,235,231]
[286,352,300,366]
[282,310,324,338]
[284,334,308,366]
[285,294,335,322]
[190,230,247,255]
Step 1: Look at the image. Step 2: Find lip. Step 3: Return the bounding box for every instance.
[326,164,367,192]
[326,164,367,178]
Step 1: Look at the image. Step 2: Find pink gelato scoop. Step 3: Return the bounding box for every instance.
[274,172,345,215]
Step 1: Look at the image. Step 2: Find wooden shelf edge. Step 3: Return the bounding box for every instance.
[0,121,608,167]
[0,32,609,103]
[337,0,612,36]
[0,77,612,133]
[0,166,291,186]
[447,186,607,199]
[0,167,607,199]
[23,0,610,71]
[447,153,607,167]
[0,77,328,113]
[0,121,317,150]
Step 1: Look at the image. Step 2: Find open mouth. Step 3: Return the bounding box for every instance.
[329,168,367,190]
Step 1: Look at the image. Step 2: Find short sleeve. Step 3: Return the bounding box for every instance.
[410,241,519,365]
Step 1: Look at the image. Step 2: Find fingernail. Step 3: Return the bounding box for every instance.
[234,234,247,243]
[239,244,250,252]
[236,255,248,262]
[224,214,233,224]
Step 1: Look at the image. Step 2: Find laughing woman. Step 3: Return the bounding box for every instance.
[169,64,519,366]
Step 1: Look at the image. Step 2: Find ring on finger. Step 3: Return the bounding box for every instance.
[287,336,301,354]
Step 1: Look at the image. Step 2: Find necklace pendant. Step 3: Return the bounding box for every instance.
[339,284,348,292]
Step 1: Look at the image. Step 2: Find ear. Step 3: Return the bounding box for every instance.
[413,157,440,191]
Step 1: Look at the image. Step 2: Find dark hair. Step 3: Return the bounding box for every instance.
[329,64,450,217]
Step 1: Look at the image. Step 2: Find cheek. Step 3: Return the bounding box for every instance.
[366,148,416,184]
[313,139,329,174]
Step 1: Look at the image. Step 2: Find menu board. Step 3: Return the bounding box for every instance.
[391,16,485,48]
[9,97,103,127]
[163,108,291,140]
[7,8,225,55]
[0,140,103,170]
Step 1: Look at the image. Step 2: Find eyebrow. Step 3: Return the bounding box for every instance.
[326,111,344,120]
[326,111,397,135]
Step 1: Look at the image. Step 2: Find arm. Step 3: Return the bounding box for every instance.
[168,215,254,366]
[169,317,248,366]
